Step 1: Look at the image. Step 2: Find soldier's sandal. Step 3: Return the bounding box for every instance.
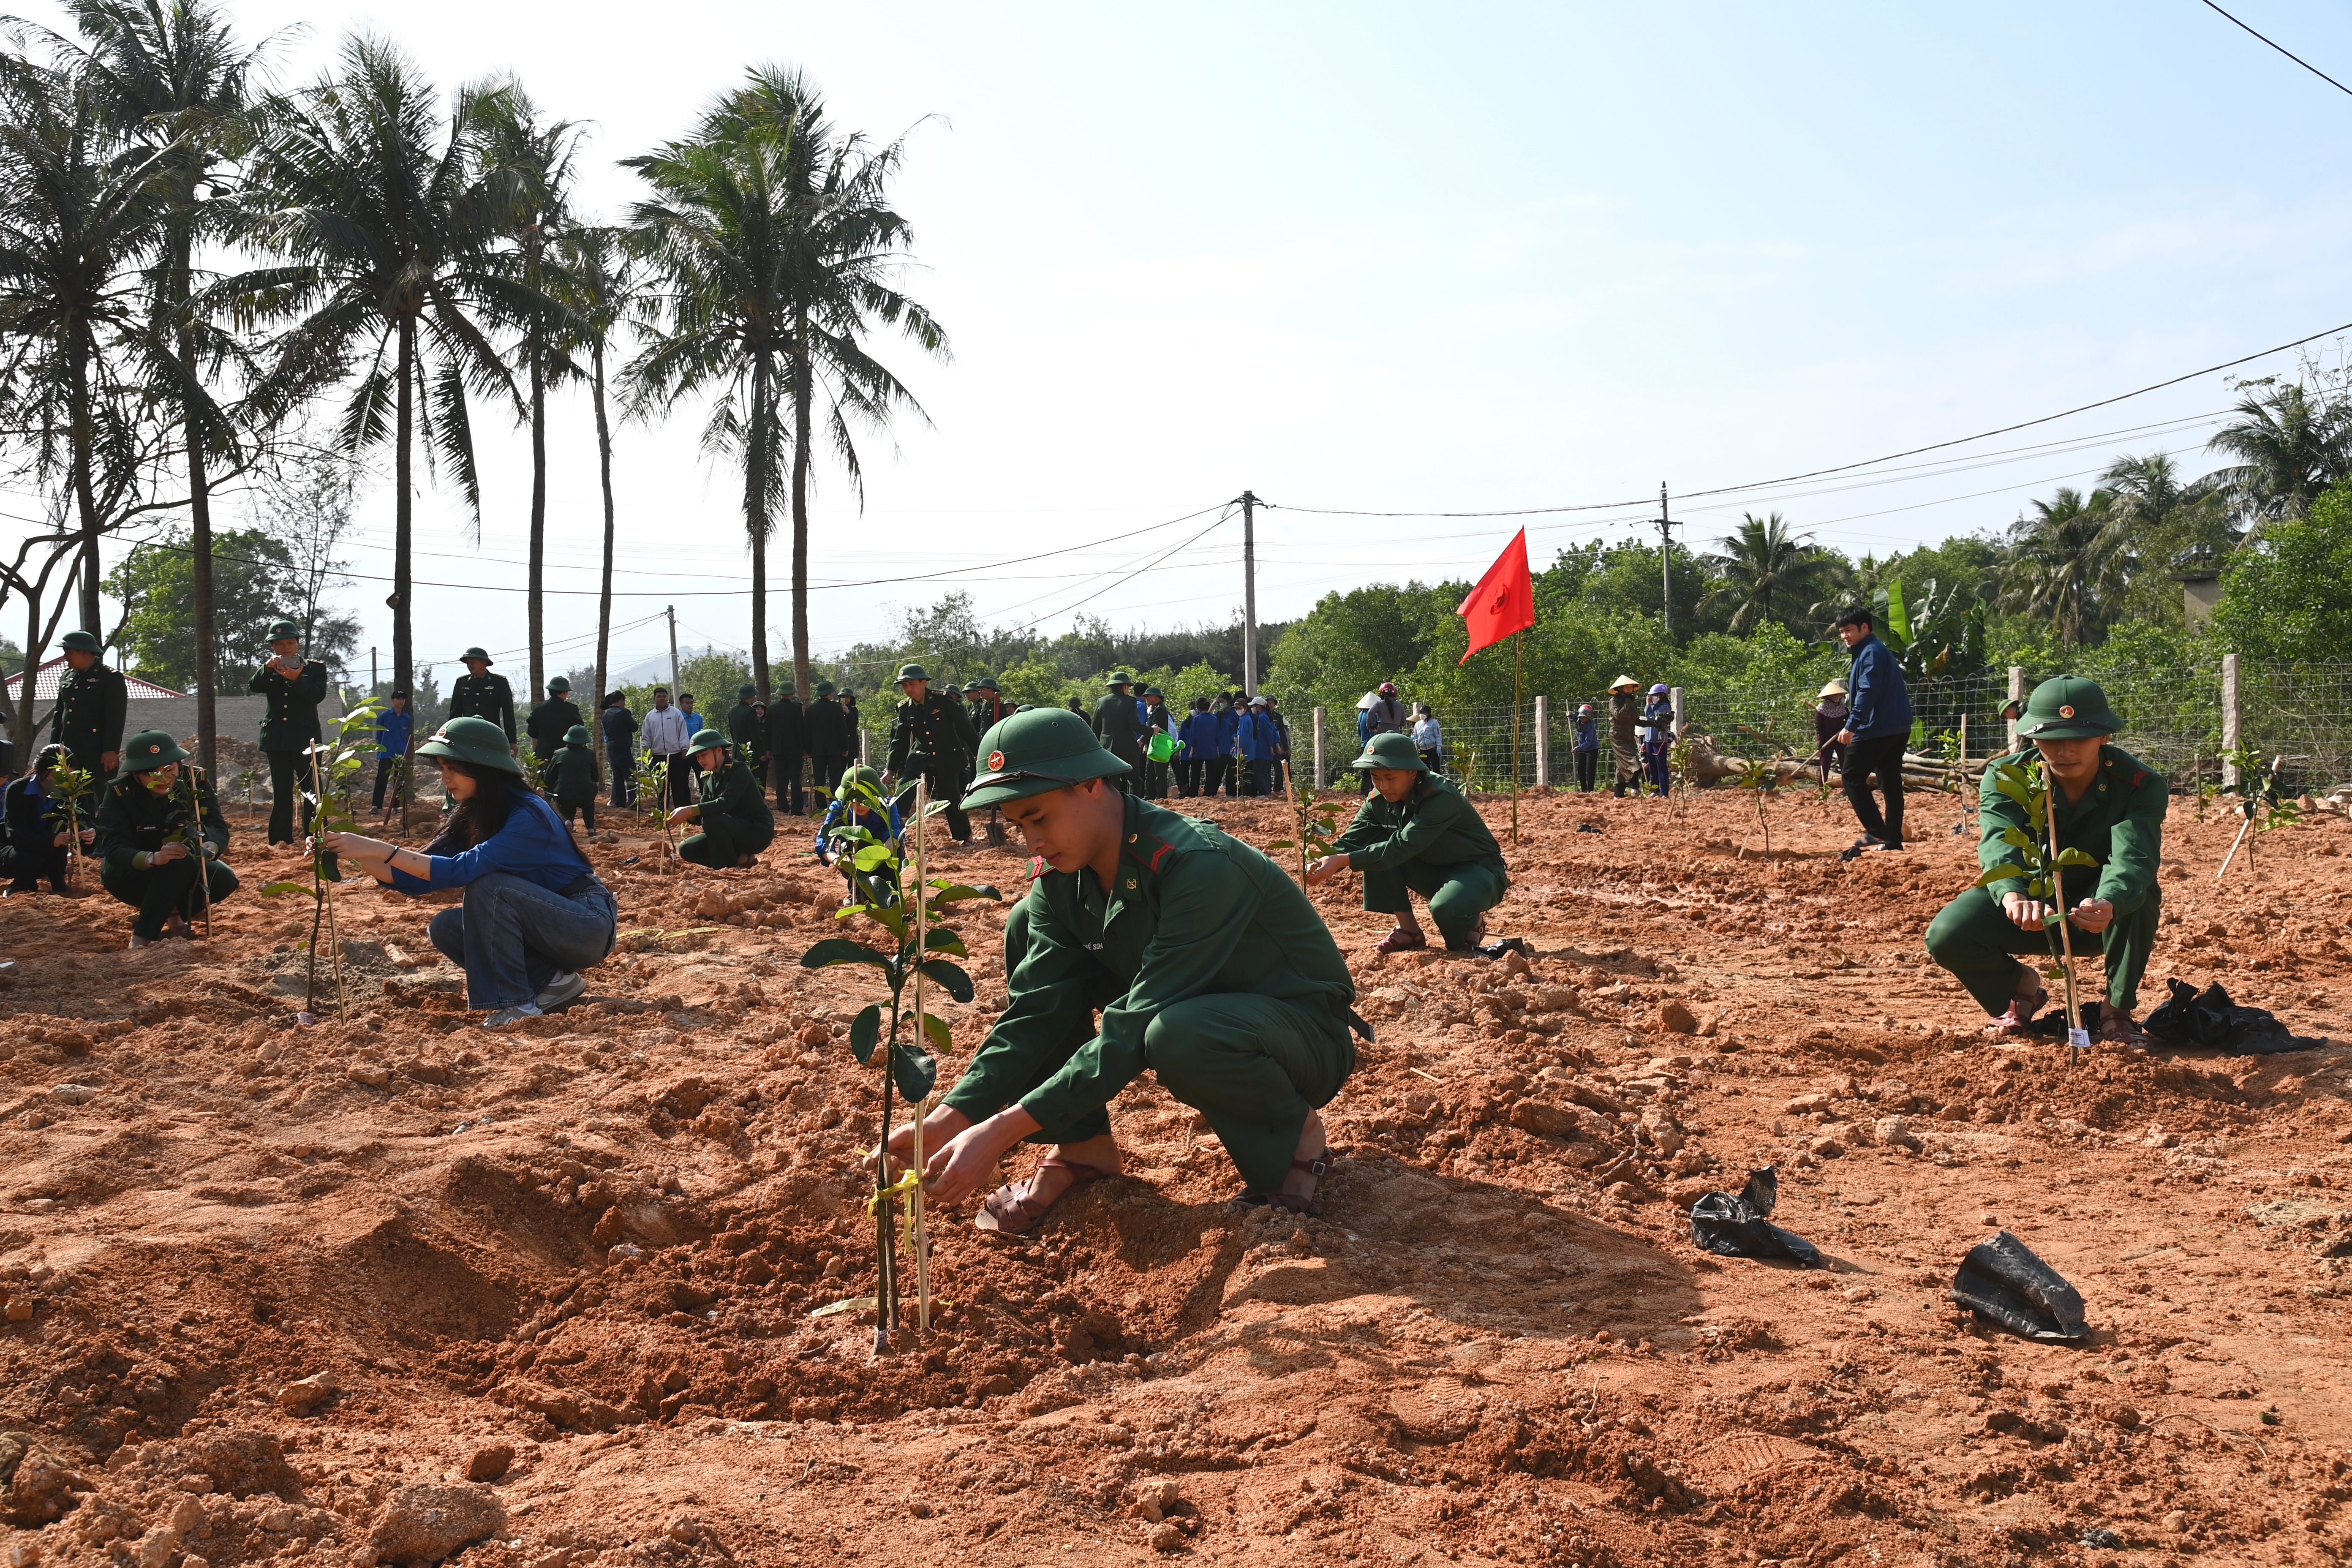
[974,1157,1109,1236]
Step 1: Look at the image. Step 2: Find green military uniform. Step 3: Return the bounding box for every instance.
[95,730,236,942]
[448,648,517,741]
[526,677,584,764]
[1925,677,2165,1019]
[678,730,775,869]
[726,683,764,778]
[46,631,128,774]
[1090,672,1143,790]
[885,663,979,843]
[948,710,1361,1195]
[1332,733,1509,950]
[553,724,599,831]
[248,624,330,845]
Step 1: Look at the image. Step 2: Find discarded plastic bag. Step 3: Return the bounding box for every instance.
[1689,1167,1821,1268]
[1949,1230,2086,1341]
[2145,978,2317,1056]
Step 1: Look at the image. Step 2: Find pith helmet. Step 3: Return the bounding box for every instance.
[1143,686,1163,699]
[2017,675,2124,740]
[416,715,521,775]
[1105,670,1133,689]
[266,620,300,642]
[59,629,102,655]
[687,728,730,756]
[461,646,493,664]
[1350,732,1427,773]
[737,682,756,700]
[964,708,1132,810]
[838,764,882,800]
[815,680,836,697]
[564,724,591,745]
[896,662,930,684]
[547,675,572,693]
[118,729,188,774]
[975,676,999,691]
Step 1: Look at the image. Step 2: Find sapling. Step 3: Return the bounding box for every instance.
[2216,747,2298,879]
[47,758,95,888]
[1267,773,1348,885]
[1726,724,1798,858]
[798,768,1001,1351]
[1977,758,2102,1055]
[259,701,381,1021]
[635,754,676,859]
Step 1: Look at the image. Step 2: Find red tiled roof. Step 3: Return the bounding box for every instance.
[2,655,187,702]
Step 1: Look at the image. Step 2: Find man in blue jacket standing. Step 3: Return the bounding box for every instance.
[1832,605,1913,852]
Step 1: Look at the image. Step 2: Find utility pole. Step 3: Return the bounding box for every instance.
[1241,490,1260,699]
[666,605,680,697]
[1656,482,1677,640]
[370,646,378,694]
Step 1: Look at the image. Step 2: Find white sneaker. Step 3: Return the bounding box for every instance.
[534,972,587,1011]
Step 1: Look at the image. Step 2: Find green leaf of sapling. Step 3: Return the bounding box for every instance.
[922,927,969,957]
[915,959,975,1003]
[800,938,893,972]
[920,1012,953,1053]
[890,1039,938,1101]
[849,1004,881,1065]
[2053,848,2100,868]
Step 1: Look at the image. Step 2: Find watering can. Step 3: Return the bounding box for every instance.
[1146,731,1178,763]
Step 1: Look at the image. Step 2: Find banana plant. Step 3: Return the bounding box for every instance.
[1267,773,1347,885]
[798,770,1001,1349]
[1978,758,2102,1051]
[259,700,382,1020]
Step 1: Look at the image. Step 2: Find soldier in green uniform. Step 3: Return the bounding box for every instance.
[552,724,599,833]
[448,647,517,744]
[525,675,583,770]
[1090,670,1143,791]
[964,677,1010,845]
[884,662,979,844]
[46,629,127,776]
[1307,732,1509,953]
[806,679,849,796]
[248,620,329,846]
[668,727,776,868]
[95,729,236,948]
[1925,676,2164,1047]
[726,681,762,774]
[881,709,1361,1232]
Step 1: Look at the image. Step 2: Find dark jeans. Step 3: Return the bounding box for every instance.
[1644,741,1672,796]
[265,749,315,845]
[101,854,239,939]
[1573,749,1598,791]
[1174,758,1199,796]
[773,751,804,815]
[1200,756,1230,797]
[1843,732,1907,847]
[427,871,617,1010]
[1141,759,1171,798]
[607,743,635,807]
[560,798,596,832]
[654,753,693,814]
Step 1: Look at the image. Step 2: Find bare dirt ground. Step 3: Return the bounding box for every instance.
[3,782,2349,1568]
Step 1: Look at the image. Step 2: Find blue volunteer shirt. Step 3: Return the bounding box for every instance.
[388,790,593,896]
[375,707,413,760]
[1845,633,1914,740]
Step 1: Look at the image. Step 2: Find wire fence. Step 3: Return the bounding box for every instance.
[1315,658,2352,796]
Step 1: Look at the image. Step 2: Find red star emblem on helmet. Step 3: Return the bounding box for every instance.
[987,749,1005,770]
[2058,705,2075,719]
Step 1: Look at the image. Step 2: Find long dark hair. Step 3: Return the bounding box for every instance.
[435,760,535,848]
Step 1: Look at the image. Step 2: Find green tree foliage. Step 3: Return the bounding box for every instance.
[102,526,325,691]
[2211,481,2352,661]
[1265,582,1455,717]
[1700,512,1842,635]
[2205,380,2352,527]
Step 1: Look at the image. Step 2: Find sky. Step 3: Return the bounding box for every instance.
[9,0,2352,688]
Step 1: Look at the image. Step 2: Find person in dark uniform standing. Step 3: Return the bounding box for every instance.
[806,680,849,796]
[552,724,599,833]
[837,690,862,770]
[46,629,127,777]
[372,690,414,815]
[600,692,638,808]
[884,662,979,843]
[95,729,236,947]
[249,621,329,845]
[1139,686,1176,798]
[767,681,806,815]
[1090,671,1144,792]
[448,647,517,746]
[525,675,583,773]
[726,681,761,768]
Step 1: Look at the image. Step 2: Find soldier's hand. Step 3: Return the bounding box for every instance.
[2069,898,2114,934]
[79,828,94,846]
[52,831,68,848]
[101,751,117,773]
[2001,891,2051,930]
[152,841,189,865]
[665,806,695,827]
[1304,854,1348,885]
[879,772,896,789]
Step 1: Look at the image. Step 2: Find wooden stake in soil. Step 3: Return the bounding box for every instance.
[310,747,348,1017]
[1509,632,1522,847]
[2044,773,2087,1056]
[185,763,212,939]
[909,775,933,1335]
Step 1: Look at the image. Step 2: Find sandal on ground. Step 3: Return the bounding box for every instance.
[1266,1151,1332,1215]
[1986,976,2049,1036]
[2097,1010,2153,1051]
[974,1157,1109,1237]
[1375,926,1427,954]
[1443,915,1489,955]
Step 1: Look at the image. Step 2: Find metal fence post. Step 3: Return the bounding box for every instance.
[2006,667,2025,752]
[1311,707,1326,789]
[1533,695,1549,788]
[2221,653,2242,790]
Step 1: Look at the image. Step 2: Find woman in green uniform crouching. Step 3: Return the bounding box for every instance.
[668,728,775,868]
[1925,676,2164,1047]
[880,708,1363,1231]
[1304,730,1508,953]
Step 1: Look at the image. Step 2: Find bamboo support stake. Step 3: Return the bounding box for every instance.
[311,749,348,1016]
[2045,779,2086,1054]
[189,765,212,939]
[909,775,933,1335]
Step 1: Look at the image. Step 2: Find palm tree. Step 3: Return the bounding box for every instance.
[551,223,644,705]
[2205,382,2352,526]
[482,88,580,699]
[626,66,947,700]
[0,47,169,636]
[1700,511,1838,634]
[237,36,545,705]
[52,0,274,773]
[1998,485,2120,648]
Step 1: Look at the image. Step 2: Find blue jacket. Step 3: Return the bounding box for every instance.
[1640,698,1673,746]
[1236,710,1281,762]
[390,791,593,897]
[1571,716,1599,753]
[1845,633,1914,740]
[816,797,901,864]
[1174,710,1207,760]
[375,706,413,760]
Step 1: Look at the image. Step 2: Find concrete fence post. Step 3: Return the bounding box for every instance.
[1533,695,1550,789]
[1669,686,1686,735]
[2221,653,2242,791]
[2006,666,2025,752]
[1311,707,1326,790]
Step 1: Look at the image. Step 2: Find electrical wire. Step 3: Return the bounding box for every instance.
[2200,0,2352,98]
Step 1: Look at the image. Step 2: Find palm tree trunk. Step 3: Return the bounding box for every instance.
[748,351,771,702]
[393,316,416,701]
[70,334,103,635]
[591,338,616,708]
[790,311,814,701]
[527,344,547,699]
[182,314,219,774]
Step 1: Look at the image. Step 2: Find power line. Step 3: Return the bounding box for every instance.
[2200,0,2352,99]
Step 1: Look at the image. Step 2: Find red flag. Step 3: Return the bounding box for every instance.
[1456,528,1535,664]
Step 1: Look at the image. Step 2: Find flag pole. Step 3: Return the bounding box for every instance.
[1510,630,1522,847]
